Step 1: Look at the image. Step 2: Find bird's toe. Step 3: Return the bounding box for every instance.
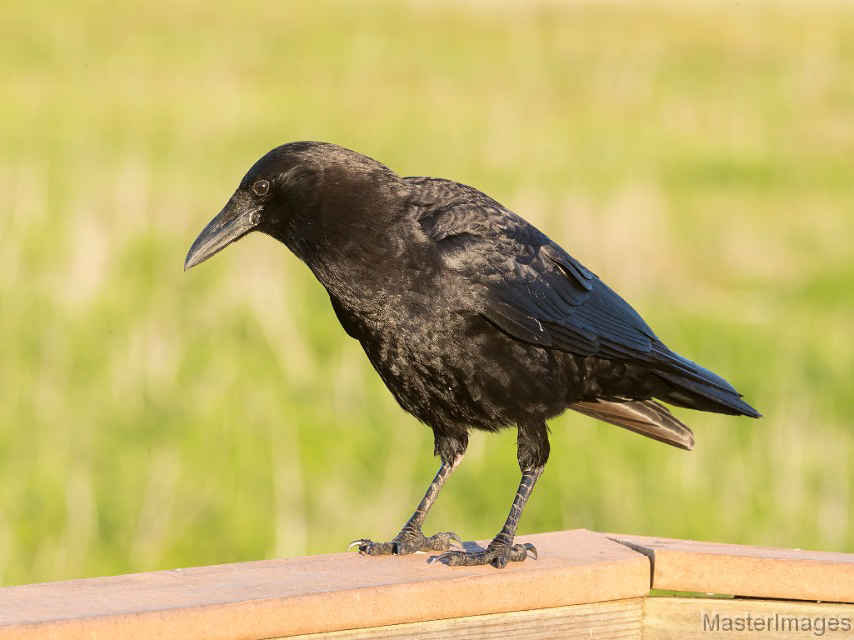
[350,529,465,556]
[423,531,464,551]
[508,542,537,562]
[429,540,536,568]
[348,539,396,556]
[394,528,464,554]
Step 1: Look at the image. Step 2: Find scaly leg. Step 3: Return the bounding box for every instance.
[431,466,542,567]
[431,421,548,568]
[350,434,466,556]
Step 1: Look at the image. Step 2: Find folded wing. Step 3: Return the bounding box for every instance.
[413,177,759,422]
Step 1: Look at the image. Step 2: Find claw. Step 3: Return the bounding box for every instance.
[448,532,464,549]
[429,551,455,565]
[347,539,368,552]
[524,543,538,560]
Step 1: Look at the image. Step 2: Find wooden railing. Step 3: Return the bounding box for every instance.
[1,530,852,639]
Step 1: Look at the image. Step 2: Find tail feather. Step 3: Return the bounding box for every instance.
[571,399,695,450]
[653,348,761,418]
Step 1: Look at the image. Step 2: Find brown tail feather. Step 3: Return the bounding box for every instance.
[571,399,695,450]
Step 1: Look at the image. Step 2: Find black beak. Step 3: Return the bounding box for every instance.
[184,191,261,271]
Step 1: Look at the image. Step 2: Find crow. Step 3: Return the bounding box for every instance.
[185,141,760,568]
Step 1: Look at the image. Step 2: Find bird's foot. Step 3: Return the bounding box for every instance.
[429,538,537,568]
[348,527,463,556]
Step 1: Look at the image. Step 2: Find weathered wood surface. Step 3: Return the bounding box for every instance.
[0,529,647,640]
[284,598,644,640]
[610,533,854,603]
[1,529,853,639]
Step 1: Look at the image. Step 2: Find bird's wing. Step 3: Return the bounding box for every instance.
[413,179,659,361]
[410,177,759,418]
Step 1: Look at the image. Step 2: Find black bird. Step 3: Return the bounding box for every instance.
[185,142,760,568]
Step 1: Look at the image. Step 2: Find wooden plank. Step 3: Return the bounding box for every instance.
[0,529,649,640]
[643,597,854,640]
[610,534,854,603]
[283,598,643,640]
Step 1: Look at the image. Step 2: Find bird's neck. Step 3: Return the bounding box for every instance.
[279,181,420,305]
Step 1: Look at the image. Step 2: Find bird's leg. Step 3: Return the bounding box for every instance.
[432,466,543,567]
[432,421,548,568]
[350,433,466,556]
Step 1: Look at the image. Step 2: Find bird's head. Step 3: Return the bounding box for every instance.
[184,141,399,271]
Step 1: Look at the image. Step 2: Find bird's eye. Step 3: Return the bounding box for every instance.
[252,180,270,196]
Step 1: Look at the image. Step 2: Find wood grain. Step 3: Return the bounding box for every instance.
[283,598,643,640]
[4,531,852,639]
[644,597,854,639]
[611,534,854,603]
[0,529,648,640]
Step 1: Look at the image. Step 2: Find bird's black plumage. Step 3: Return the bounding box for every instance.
[185,141,760,568]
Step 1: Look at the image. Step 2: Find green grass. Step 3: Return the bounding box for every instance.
[1,0,852,586]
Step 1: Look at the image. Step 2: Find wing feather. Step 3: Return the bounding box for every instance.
[413,179,658,361]
[410,176,759,419]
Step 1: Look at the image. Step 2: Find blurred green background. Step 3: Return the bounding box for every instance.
[2,0,852,586]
